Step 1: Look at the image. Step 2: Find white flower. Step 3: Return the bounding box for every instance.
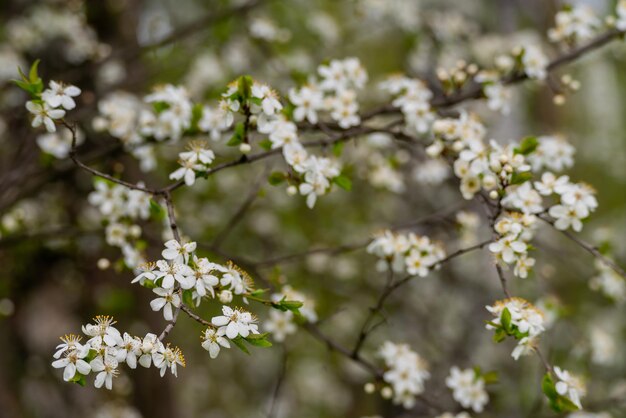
[201,327,230,358]
[82,315,123,347]
[150,287,181,321]
[132,262,157,285]
[548,7,600,43]
[618,0,626,31]
[378,341,430,409]
[549,204,588,232]
[169,158,205,186]
[161,239,197,264]
[115,333,142,369]
[484,84,511,114]
[179,140,215,165]
[289,85,323,124]
[251,83,282,116]
[138,333,161,368]
[554,366,585,409]
[51,343,91,381]
[489,236,527,264]
[154,260,195,289]
[41,80,81,110]
[446,367,489,413]
[211,305,259,339]
[90,356,119,390]
[264,310,296,342]
[511,336,537,360]
[152,345,185,377]
[514,254,536,279]
[26,101,65,132]
[522,45,548,80]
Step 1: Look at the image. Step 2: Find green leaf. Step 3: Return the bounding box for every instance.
[152,102,170,113]
[69,373,86,386]
[245,333,273,348]
[249,288,268,297]
[237,75,253,101]
[482,371,499,384]
[332,141,345,157]
[541,373,558,400]
[268,171,286,186]
[501,307,512,333]
[149,198,166,220]
[259,139,272,150]
[231,336,250,354]
[279,300,303,312]
[493,328,507,343]
[142,279,157,289]
[333,174,352,191]
[29,59,41,83]
[227,122,245,146]
[189,103,204,132]
[510,171,533,185]
[514,136,538,155]
[182,289,194,307]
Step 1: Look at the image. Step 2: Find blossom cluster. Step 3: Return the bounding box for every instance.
[488,211,537,278]
[380,75,434,135]
[445,367,489,413]
[264,286,317,342]
[52,316,184,390]
[7,5,104,63]
[88,180,152,268]
[377,341,430,409]
[589,259,626,303]
[135,240,255,311]
[486,297,545,360]
[169,140,216,186]
[366,230,446,276]
[25,80,81,133]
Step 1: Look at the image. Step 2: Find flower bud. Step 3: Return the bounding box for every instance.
[239,143,252,154]
[219,290,233,304]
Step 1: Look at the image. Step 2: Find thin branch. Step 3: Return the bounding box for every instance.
[266,348,288,418]
[538,214,626,279]
[162,191,181,242]
[211,167,267,249]
[180,304,214,327]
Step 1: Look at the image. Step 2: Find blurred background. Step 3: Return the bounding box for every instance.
[0,0,625,417]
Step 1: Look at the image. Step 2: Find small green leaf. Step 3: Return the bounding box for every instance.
[237,75,253,101]
[333,174,352,191]
[510,171,533,185]
[332,141,345,157]
[493,328,507,343]
[152,102,170,113]
[29,59,41,83]
[227,122,245,146]
[259,138,272,150]
[142,279,157,289]
[268,171,286,186]
[514,136,538,155]
[182,289,194,307]
[249,288,268,297]
[149,198,166,220]
[542,373,558,400]
[69,373,86,386]
[279,300,303,312]
[501,307,512,333]
[482,371,499,384]
[231,336,250,354]
[245,333,273,348]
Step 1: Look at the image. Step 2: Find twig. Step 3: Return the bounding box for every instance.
[538,214,626,279]
[211,167,267,249]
